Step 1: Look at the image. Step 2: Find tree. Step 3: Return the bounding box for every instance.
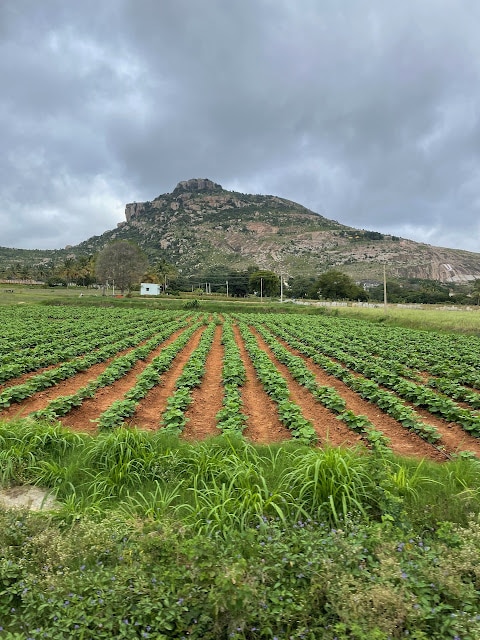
[152,258,178,291]
[75,254,96,287]
[312,270,367,301]
[287,275,317,299]
[60,257,78,286]
[473,279,480,306]
[248,270,280,297]
[95,241,148,293]
[225,269,250,297]
[369,280,404,303]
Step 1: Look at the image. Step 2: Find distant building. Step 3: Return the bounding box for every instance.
[140,283,161,296]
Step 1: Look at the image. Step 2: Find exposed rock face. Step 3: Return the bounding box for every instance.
[125,179,223,222]
[172,178,223,194]
[125,202,146,222]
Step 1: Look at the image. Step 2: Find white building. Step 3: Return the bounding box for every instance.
[140,283,161,296]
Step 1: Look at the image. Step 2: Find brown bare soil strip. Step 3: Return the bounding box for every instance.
[58,327,192,434]
[182,324,224,441]
[334,365,480,458]
[0,321,197,393]
[413,372,480,411]
[399,403,480,457]
[128,326,206,432]
[248,326,360,448]
[232,324,291,444]
[270,333,445,461]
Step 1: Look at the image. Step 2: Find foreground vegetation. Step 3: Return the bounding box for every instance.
[1,422,480,639]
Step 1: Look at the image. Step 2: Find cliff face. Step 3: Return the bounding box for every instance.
[83,178,480,283]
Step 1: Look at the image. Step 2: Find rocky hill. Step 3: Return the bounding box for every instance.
[2,178,480,283]
[76,178,480,283]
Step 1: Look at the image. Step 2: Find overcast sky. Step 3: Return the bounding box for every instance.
[2,1,480,253]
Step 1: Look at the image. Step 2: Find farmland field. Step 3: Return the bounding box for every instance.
[1,305,480,460]
[2,303,480,639]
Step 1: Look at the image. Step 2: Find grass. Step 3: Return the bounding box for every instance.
[335,304,480,334]
[1,420,480,530]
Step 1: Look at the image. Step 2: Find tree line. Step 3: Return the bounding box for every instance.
[2,239,480,304]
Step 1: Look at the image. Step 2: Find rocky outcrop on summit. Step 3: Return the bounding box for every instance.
[125,178,224,222]
[172,178,223,194]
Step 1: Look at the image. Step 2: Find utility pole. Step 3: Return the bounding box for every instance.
[280,273,283,303]
[260,277,263,302]
[226,280,229,297]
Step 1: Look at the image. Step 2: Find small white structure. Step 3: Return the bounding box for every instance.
[140,283,161,296]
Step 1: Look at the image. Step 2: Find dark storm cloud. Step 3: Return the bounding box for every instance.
[1,0,480,251]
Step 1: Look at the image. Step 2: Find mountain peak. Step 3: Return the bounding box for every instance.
[172,178,223,195]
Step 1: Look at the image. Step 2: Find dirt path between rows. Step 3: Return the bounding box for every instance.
[0,346,139,422]
[182,324,224,441]
[232,324,291,444]
[0,362,65,392]
[2,316,479,461]
[401,403,480,457]
[247,325,361,449]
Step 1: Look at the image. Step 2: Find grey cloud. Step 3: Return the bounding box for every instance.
[1,0,480,252]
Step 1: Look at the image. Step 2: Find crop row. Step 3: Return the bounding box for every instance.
[280,314,480,388]
[96,320,205,430]
[253,317,442,445]
[0,310,191,384]
[1,309,478,458]
[237,322,318,444]
[161,321,217,434]
[216,318,248,436]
